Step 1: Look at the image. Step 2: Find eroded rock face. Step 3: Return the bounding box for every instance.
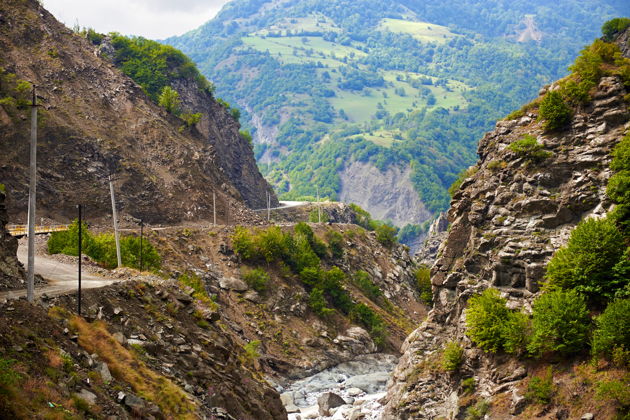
[0,188,25,290]
[383,74,629,419]
[339,161,432,228]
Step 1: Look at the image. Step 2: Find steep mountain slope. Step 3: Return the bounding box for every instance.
[0,0,276,226]
[0,187,25,290]
[383,27,630,419]
[167,0,630,236]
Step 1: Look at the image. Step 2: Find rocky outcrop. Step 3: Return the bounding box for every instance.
[383,72,629,419]
[339,161,432,228]
[0,0,274,225]
[415,212,449,266]
[0,186,25,290]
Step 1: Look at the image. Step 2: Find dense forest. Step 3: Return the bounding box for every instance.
[167,0,630,240]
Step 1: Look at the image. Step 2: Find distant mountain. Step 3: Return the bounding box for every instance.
[167,0,630,237]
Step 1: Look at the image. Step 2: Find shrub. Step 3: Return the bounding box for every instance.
[487,160,506,171]
[592,299,630,361]
[242,268,270,294]
[350,303,386,347]
[239,130,253,147]
[375,223,397,248]
[158,86,180,114]
[501,311,531,355]
[596,377,630,406]
[295,222,327,258]
[465,400,489,420]
[326,230,344,259]
[466,288,509,352]
[608,133,630,234]
[0,358,21,389]
[508,134,552,163]
[538,90,572,131]
[231,226,256,260]
[308,288,334,317]
[181,112,201,127]
[527,290,590,356]
[545,217,629,303]
[242,340,261,365]
[602,18,630,41]
[353,270,382,302]
[255,226,288,263]
[526,367,554,405]
[442,341,464,372]
[48,220,160,270]
[461,377,476,394]
[414,265,433,305]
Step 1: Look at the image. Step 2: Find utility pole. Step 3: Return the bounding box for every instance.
[213,190,216,226]
[317,186,321,223]
[26,88,37,303]
[139,220,144,272]
[108,174,122,268]
[77,204,82,315]
[266,191,271,221]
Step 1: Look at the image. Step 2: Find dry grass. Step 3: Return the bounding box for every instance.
[69,316,197,419]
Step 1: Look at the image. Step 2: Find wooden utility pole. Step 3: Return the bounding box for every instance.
[77,204,82,315]
[26,88,37,303]
[266,191,271,221]
[317,186,321,223]
[108,174,122,268]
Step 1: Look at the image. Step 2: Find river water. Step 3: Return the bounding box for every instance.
[278,353,397,419]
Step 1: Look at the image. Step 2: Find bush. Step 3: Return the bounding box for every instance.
[461,377,476,394]
[526,367,554,405]
[350,303,386,347]
[592,299,630,361]
[465,400,489,420]
[466,288,527,353]
[353,271,382,302]
[255,226,288,263]
[181,112,201,127]
[326,230,344,259]
[295,222,327,258]
[242,268,270,294]
[538,90,572,131]
[608,133,630,234]
[308,288,334,317]
[158,86,180,114]
[545,217,629,303]
[602,18,630,41]
[508,134,552,163]
[596,377,630,406]
[527,290,590,356]
[414,265,432,305]
[242,340,261,365]
[442,341,464,372]
[375,224,397,248]
[48,220,160,270]
[231,226,257,260]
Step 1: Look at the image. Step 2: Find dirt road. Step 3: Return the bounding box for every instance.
[0,246,120,300]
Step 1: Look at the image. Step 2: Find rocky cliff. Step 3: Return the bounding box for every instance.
[0,186,25,290]
[0,0,275,225]
[383,37,630,419]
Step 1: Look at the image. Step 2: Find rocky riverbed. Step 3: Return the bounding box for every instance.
[277,353,397,419]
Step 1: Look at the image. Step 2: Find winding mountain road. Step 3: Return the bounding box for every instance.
[0,246,120,301]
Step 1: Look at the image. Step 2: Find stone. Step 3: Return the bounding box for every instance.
[112,332,126,345]
[510,390,527,415]
[76,389,97,405]
[243,290,260,303]
[581,414,594,420]
[219,277,248,292]
[344,372,390,394]
[318,392,346,416]
[99,362,113,383]
[346,387,364,397]
[124,393,146,411]
[349,408,366,420]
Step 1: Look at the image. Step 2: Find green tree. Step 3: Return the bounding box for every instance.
[592,298,630,361]
[527,290,590,356]
[538,90,572,131]
[375,224,397,248]
[158,86,180,114]
[545,217,629,302]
